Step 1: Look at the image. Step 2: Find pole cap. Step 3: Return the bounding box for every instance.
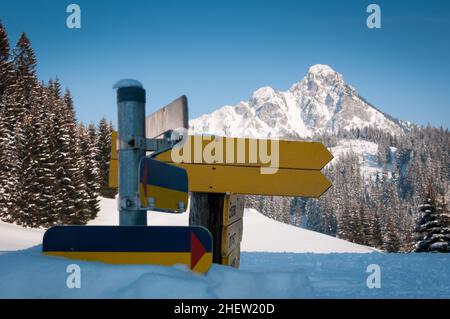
[113,79,145,103]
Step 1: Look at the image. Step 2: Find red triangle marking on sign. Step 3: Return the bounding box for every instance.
[191,231,206,269]
[142,162,148,199]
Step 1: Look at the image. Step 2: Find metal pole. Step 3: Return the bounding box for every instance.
[114,79,147,226]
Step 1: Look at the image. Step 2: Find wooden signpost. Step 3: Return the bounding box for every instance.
[107,84,334,270]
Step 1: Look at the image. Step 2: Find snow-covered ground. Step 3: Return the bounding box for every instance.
[0,222,44,252]
[1,246,450,298]
[1,198,450,298]
[0,197,375,253]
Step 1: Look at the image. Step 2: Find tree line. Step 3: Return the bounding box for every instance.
[247,112,450,252]
[0,22,114,228]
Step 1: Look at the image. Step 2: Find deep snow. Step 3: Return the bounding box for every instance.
[1,247,449,298]
[1,198,449,298]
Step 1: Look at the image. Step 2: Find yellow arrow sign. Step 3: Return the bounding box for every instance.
[156,135,333,170]
[165,163,331,197]
[109,132,333,197]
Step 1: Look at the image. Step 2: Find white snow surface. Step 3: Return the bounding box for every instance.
[0,222,44,252]
[2,198,450,298]
[0,197,374,253]
[242,209,375,253]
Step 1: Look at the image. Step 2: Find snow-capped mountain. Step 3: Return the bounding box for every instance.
[190,64,405,139]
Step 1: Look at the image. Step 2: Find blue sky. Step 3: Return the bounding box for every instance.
[1,0,449,128]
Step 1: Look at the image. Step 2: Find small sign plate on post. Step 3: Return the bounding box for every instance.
[221,218,243,256]
[43,225,213,272]
[146,95,188,138]
[223,194,245,226]
[139,157,188,213]
[222,245,241,268]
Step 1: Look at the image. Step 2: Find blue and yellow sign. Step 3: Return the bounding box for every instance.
[139,157,188,213]
[43,226,213,273]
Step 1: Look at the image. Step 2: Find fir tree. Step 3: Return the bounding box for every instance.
[369,211,383,248]
[78,123,100,219]
[15,87,57,227]
[0,20,13,100]
[1,32,41,224]
[50,89,90,224]
[0,91,22,222]
[12,32,38,97]
[96,118,116,198]
[415,187,450,252]
[383,215,400,252]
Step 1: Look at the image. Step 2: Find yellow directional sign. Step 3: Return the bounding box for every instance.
[166,163,331,197]
[156,135,333,170]
[109,133,333,197]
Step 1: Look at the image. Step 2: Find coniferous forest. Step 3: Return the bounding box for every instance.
[247,126,450,252]
[0,22,115,228]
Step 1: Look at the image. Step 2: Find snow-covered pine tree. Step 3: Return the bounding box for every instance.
[0,20,13,101]
[0,90,22,222]
[16,86,58,227]
[87,123,97,145]
[2,32,43,225]
[50,88,90,225]
[304,198,322,232]
[96,117,116,198]
[50,77,62,98]
[12,33,38,102]
[78,122,100,219]
[383,215,400,252]
[378,169,401,252]
[0,22,16,220]
[369,211,383,248]
[415,187,450,252]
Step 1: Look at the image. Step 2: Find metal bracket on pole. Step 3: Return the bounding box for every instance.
[116,130,183,155]
[119,193,140,210]
[146,130,184,157]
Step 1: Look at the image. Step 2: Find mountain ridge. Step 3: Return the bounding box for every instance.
[189,64,408,139]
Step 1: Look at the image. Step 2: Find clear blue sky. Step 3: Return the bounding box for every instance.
[1,0,449,128]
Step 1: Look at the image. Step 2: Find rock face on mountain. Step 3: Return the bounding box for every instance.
[190,64,404,139]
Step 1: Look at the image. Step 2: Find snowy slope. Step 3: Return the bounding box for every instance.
[0,222,44,253]
[1,245,450,298]
[0,197,375,253]
[190,64,404,139]
[242,209,376,253]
